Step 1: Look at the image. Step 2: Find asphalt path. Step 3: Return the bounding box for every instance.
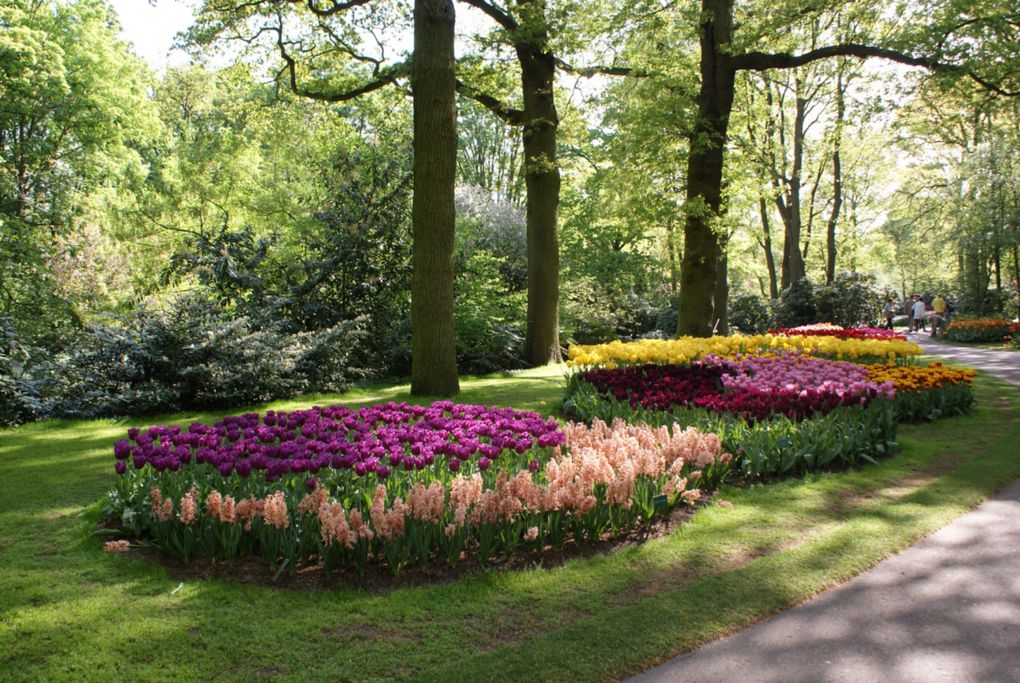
[626,338,1020,683]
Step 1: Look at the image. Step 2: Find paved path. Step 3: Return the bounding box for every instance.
[628,340,1020,683]
[909,334,1020,388]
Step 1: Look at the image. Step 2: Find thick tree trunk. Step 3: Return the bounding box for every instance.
[758,196,779,298]
[677,0,735,337]
[713,250,729,334]
[780,91,806,289]
[517,36,562,365]
[1013,246,1020,315]
[410,0,459,396]
[825,69,845,284]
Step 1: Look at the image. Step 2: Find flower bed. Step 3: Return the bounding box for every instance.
[768,323,907,341]
[567,335,921,369]
[1013,323,1020,349]
[943,318,1013,343]
[564,355,898,480]
[865,362,976,421]
[572,354,894,421]
[107,403,726,574]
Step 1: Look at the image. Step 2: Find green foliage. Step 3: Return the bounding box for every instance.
[813,272,884,327]
[729,294,772,334]
[0,0,156,342]
[564,378,897,481]
[772,277,817,327]
[38,297,368,420]
[454,252,526,374]
[891,383,975,422]
[0,319,43,426]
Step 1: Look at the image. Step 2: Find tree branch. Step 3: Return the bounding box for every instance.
[731,44,1020,97]
[272,22,406,102]
[554,57,644,78]
[304,0,373,16]
[455,80,525,125]
[458,0,518,31]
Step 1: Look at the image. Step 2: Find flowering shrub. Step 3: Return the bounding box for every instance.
[573,354,894,421]
[108,405,727,574]
[1012,323,1020,349]
[567,334,921,368]
[865,362,976,421]
[768,323,906,341]
[565,355,898,480]
[944,318,1013,344]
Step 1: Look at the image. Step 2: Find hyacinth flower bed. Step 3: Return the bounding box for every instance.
[865,362,976,422]
[564,354,898,479]
[567,334,922,369]
[768,323,907,341]
[106,402,726,575]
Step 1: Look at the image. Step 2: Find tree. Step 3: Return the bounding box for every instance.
[674,0,1020,336]
[191,0,460,394]
[0,0,156,340]
[411,0,459,395]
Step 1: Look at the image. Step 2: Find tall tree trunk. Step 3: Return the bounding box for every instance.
[666,213,679,301]
[825,66,845,284]
[517,32,562,365]
[781,90,806,288]
[677,0,735,337]
[713,250,729,334]
[410,0,459,396]
[1013,245,1020,315]
[758,196,779,298]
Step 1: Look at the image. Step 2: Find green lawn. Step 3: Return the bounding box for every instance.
[2,366,1020,682]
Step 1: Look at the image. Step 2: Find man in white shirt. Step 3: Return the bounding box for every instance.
[912,296,927,333]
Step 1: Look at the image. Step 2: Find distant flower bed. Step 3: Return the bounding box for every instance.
[944,318,1013,343]
[565,354,898,480]
[865,362,976,421]
[574,354,894,421]
[1012,323,1020,349]
[567,334,921,369]
[107,404,725,575]
[769,324,907,341]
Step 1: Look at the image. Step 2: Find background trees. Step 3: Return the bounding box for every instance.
[2,0,1018,422]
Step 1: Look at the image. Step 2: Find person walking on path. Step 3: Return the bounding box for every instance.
[882,298,898,330]
[931,294,948,336]
[911,295,927,333]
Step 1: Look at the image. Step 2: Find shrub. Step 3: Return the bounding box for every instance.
[772,278,816,327]
[454,252,526,373]
[41,297,368,419]
[0,319,43,427]
[729,294,772,334]
[813,272,884,328]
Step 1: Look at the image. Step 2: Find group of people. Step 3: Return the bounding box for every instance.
[882,294,949,335]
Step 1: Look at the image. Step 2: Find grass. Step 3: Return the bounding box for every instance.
[2,365,1020,682]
